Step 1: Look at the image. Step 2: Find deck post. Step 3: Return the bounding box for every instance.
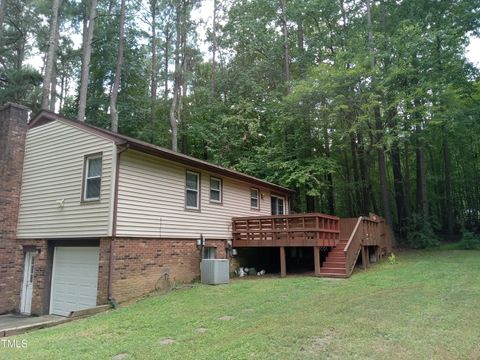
[314,246,321,276]
[361,246,369,270]
[280,246,286,277]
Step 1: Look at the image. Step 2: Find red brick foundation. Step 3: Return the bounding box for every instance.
[12,237,228,314]
[109,238,227,303]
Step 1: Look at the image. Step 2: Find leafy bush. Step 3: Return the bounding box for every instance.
[458,229,480,250]
[406,214,439,249]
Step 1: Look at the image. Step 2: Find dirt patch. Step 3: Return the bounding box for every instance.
[159,338,176,345]
[219,315,234,321]
[195,327,208,333]
[242,308,254,313]
[112,353,129,360]
[300,335,333,354]
[469,345,480,360]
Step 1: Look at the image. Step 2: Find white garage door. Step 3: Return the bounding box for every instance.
[50,247,100,316]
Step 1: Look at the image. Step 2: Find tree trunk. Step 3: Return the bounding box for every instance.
[41,0,61,110]
[49,61,57,112]
[169,1,182,151]
[323,127,335,214]
[78,0,98,121]
[296,19,305,76]
[349,132,361,215]
[443,130,453,237]
[279,0,290,88]
[415,127,428,221]
[150,0,158,123]
[163,27,170,101]
[210,0,217,100]
[391,142,407,232]
[357,133,371,214]
[110,0,126,133]
[0,0,7,43]
[59,73,66,111]
[49,19,61,112]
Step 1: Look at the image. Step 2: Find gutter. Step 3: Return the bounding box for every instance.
[107,143,129,305]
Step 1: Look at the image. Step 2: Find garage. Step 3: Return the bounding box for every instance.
[50,247,100,316]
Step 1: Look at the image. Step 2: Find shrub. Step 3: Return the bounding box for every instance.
[459,229,480,250]
[388,253,397,265]
[406,214,439,249]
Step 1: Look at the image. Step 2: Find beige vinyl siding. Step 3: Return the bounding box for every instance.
[116,150,287,238]
[17,120,116,238]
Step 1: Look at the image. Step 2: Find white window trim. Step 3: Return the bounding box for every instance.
[250,188,260,210]
[209,176,223,204]
[185,170,200,210]
[83,154,102,201]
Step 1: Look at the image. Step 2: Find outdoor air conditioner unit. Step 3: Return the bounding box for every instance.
[200,259,229,285]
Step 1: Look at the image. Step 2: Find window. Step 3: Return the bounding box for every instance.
[210,177,222,203]
[250,188,259,209]
[271,195,285,215]
[83,154,102,201]
[185,171,200,210]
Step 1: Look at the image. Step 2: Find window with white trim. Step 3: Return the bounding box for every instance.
[83,154,102,201]
[250,188,259,209]
[210,177,222,203]
[186,171,200,209]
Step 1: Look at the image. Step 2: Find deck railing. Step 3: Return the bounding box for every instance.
[232,213,340,247]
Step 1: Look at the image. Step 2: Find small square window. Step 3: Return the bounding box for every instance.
[210,177,222,203]
[83,154,102,201]
[250,188,259,209]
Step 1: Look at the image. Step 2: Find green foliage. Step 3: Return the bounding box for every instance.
[387,253,397,265]
[1,0,480,238]
[406,214,440,249]
[458,229,480,250]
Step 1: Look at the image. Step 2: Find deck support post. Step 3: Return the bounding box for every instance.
[361,246,368,270]
[280,246,286,277]
[314,246,321,276]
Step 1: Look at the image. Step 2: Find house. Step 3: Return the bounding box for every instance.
[0,103,293,316]
[0,103,392,318]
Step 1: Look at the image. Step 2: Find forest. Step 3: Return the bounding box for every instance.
[1,0,479,247]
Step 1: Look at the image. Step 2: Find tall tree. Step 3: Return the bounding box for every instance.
[110,0,126,132]
[210,0,217,99]
[41,0,61,110]
[78,0,98,121]
[149,0,158,122]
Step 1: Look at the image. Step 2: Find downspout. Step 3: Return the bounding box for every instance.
[108,143,129,307]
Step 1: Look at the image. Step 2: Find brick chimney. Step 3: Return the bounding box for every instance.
[0,102,29,314]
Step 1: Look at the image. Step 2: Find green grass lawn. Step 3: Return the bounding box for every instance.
[2,249,480,360]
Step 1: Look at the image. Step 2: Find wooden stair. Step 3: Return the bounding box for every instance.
[319,238,348,277]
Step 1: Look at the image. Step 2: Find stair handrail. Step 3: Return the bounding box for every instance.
[343,216,364,277]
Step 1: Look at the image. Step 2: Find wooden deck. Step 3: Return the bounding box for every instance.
[232,213,393,278]
[232,213,340,248]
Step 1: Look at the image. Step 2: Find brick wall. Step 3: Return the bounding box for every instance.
[109,238,227,303]
[97,238,110,305]
[0,103,29,314]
